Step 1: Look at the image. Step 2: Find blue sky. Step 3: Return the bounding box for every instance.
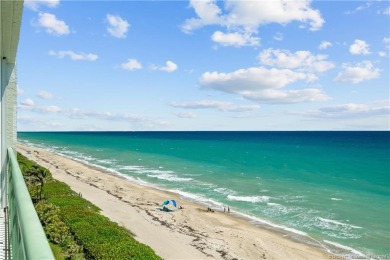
[17,0,389,131]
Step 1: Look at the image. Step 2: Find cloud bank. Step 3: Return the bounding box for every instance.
[182,0,324,47]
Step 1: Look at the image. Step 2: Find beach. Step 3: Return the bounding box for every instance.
[18,144,332,259]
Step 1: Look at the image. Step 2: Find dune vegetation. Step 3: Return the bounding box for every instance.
[17,152,161,260]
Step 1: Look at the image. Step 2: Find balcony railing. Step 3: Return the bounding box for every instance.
[6,147,54,260]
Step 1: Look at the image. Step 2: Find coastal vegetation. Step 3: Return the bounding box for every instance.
[17,152,161,260]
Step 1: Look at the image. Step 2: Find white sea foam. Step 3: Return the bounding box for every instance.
[94,166,160,189]
[167,189,224,208]
[262,202,299,216]
[213,187,236,196]
[119,165,175,175]
[41,144,192,185]
[235,211,309,237]
[197,182,215,187]
[119,165,146,171]
[118,165,194,182]
[135,177,154,186]
[164,189,313,240]
[317,217,362,229]
[280,194,306,202]
[228,195,271,203]
[54,151,93,166]
[145,169,175,174]
[147,173,193,182]
[323,240,367,258]
[97,159,117,164]
[331,198,342,201]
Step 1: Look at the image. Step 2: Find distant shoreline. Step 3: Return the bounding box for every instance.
[18,143,334,259]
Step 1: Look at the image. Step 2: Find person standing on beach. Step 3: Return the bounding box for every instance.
[228,206,230,213]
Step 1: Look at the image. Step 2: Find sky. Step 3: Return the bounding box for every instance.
[16,0,390,131]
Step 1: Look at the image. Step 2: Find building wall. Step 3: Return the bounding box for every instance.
[0,60,17,207]
[6,63,17,153]
[0,0,23,208]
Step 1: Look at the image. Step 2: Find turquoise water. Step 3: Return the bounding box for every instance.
[18,131,390,259]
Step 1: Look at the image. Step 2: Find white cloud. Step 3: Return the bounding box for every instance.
[171,100,230,109]
[384,37,390,46]
[349,39,371,55]
[273,32,283,41]
[22,105,62,113]
[37,90,54,99]
[211,31,260,47]
[182,0,324,47]
[121,59,142,71]
[106,14,130,38]
[47,122,64,127]
[230,114,257,119]
[17,116,64,129]
[226,0,324,31]
[259,48,335,73]
[151,61,178,72]
[18,104,170,130]
[319,41,332,50]
[345,2,372,14]
[199,67,329,104]
[21,98,35,106]
[181,0,222,33]
[334,61,380,84]
[160,61,178,72]
[25,0,60,11]
[37,12,69,36]
[17,87,25,95]
[18,100,62,114]
[298,101,390,119]
[43,105,61,113]
[201,67,308,91]
[382,7,390,15]
[183,0,324,32]
[379,37,390,57]
[175,111,197,118]
[67,109,113,119]
[49,50,98,61]
[65,108,170,128]
[170,100,260,112]
[241,88,329,104]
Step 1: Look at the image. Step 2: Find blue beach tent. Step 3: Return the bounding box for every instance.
[162,199,177,208]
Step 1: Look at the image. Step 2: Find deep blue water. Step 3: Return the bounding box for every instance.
[18,131,390,259]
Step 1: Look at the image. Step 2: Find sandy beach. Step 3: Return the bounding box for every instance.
[18,144,332,260]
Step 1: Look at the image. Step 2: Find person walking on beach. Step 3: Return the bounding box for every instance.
[228,206,230,213]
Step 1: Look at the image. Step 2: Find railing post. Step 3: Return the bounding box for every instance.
[7,147,54,260]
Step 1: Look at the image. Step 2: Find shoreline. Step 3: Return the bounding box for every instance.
[18,144,333,259]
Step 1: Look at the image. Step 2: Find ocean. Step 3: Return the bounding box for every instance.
[18,131,390,259]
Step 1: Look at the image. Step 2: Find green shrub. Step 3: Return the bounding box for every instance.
[44,181,160,259]
[35,201,82,259]
[18,152,161,260]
